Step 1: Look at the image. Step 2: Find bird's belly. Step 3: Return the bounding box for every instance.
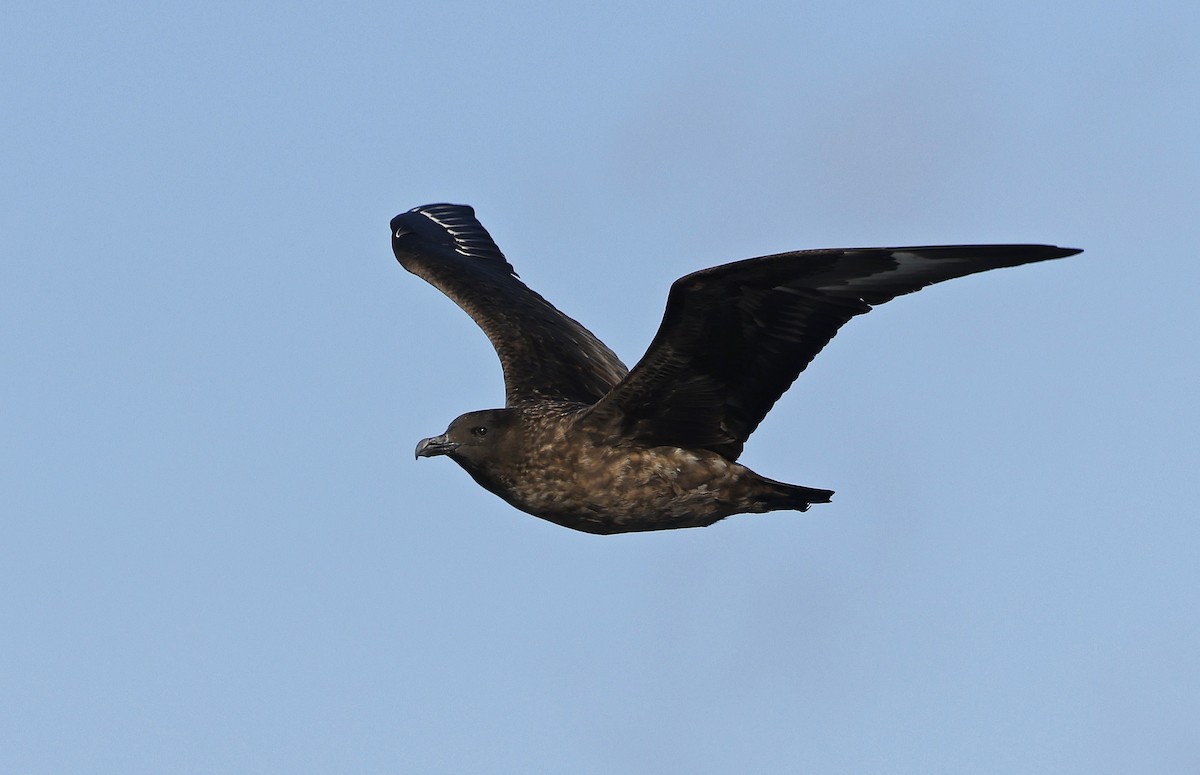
[504,446,744,534]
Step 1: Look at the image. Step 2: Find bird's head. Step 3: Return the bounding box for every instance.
[414,408,520,469]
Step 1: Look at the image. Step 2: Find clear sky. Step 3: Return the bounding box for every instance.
[3,1,1198,772]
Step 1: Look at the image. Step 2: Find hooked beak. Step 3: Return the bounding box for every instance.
[415,433,458,460]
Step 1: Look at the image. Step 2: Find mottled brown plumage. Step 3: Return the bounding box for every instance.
[393,203,1080,534]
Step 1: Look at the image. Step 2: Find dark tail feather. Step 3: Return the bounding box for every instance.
[759,477,834,513]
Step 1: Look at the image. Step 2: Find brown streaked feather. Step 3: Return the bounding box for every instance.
[584,244,1081,460]
[391,204,628,406]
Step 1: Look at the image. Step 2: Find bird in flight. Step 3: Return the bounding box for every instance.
[392,203,1079,535]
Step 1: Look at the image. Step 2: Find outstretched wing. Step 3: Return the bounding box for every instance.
[392,204,628,406]
[585,244,1081,459]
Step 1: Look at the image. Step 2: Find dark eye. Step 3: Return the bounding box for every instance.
[471,426,488,437]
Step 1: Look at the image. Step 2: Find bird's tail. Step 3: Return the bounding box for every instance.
[758,477,834,513]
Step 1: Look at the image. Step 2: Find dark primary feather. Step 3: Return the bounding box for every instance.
[391,204,628,406]
[584,244,1081,459]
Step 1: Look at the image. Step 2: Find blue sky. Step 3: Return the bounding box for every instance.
[3,1,1198,772]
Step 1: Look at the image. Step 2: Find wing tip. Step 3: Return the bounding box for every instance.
[392,203,512,268]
